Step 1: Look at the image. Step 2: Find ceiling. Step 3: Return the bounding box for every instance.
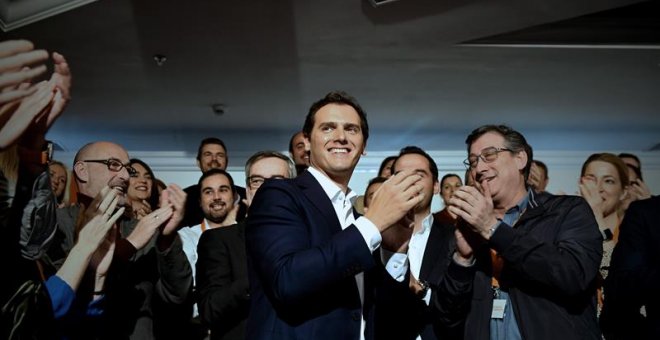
[2,0,659,156]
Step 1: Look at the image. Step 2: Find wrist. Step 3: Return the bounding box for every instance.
[453,252,475,267]
[481,219,501,240]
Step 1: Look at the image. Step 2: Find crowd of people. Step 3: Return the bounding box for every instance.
[1,39,658,340]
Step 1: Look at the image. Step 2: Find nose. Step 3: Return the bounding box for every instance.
[334,127,347,142]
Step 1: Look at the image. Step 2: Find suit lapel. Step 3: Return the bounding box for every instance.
[419,222,446,282]
[295,171,343,233]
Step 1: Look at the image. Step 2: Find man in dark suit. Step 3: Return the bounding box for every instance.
[246,91,425,340]
[196,151,296,340]
[601,195,660,340]
[374,146,455,340]
[182,137,247,227]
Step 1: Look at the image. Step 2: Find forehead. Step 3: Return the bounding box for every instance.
[92,143,129,162]
[50,163,66,172]
[395,153,430,172]
[470,132,505,153]
[250,157,288,175]
[293,133,305,144]
[313,103,361,127]
[201,173,231,188]
[442,176,461,186]
[585,160,619,177]
[202,143,226,154]
[131,163,148,173]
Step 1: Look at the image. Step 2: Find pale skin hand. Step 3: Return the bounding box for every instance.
[57,195,124,292]
[527,162,543,191]
[158,184,186,236]
[125,205,173,250]
[0,52,71,150]
[0,40,48,104]
[578,177,607,227]
[364,170,425,232]
[629,179,651,201]
[452,228,475,266]
[76,186,118,236]
[447,179,499,240]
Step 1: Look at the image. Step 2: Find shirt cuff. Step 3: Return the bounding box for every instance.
[354,216,381,252]
[45,275,75,319]
[382,249,408,282]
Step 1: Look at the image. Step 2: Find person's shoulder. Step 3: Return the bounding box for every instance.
[628,195,660,214]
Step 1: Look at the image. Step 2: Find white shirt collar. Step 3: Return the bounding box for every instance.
[307,166,357,205]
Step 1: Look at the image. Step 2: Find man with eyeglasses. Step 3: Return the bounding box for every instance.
[431,125,602,340]
[47,141,192,340]
[195,151,295,340]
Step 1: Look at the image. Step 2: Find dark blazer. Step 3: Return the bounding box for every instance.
[245,171,378,340]
[374,220,456,340]
[601,196,660,340]
[196,222,250,340]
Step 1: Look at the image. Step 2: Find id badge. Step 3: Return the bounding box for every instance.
[491,299,506,319]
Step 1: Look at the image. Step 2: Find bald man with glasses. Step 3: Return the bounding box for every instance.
[46,141,192,340]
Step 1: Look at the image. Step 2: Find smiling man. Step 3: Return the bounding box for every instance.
[47,141,192,340]
[431,125,603,340]
[246,91,425,340]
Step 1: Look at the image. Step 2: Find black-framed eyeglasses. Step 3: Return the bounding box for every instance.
[463,147,512,169]
[82,158,136,176]
[247,175,285,189]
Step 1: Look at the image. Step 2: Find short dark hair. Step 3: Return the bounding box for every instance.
[364,176,387,208]
[245,150,296,181]
[196,137,227,161]
[197,168,236,197]
[391,146,439,183]
[289,131,303,154]
[129,158,160,209]
[618,153,642,180]
[302,91,369,142]
[465,125,533,181]
[532,160,548,179]
[440,173,462,188]
[378,156,397,177]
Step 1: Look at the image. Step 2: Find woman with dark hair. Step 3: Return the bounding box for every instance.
[126,158,159,220]
[579,153,629,308]
[433,173,463,226]
[377,156,397,178]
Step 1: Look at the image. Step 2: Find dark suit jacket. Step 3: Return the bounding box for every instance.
[374,220,456,340]
[196,222,250,340]
[245,171,378,340]
[601,196,660,340]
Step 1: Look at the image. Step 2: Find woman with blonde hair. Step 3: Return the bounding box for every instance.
[579,153,629,307]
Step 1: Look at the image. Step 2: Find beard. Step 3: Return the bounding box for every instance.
[206,210,229,224]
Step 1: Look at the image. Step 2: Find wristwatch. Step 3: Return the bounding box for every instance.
[417,279,430,298]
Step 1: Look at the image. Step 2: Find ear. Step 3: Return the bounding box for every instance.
[196,158,202,170]
[619,186,629,202]
[361,142,368,156]
[516,151,528,173]
[433,180,440,195]
[73,161,88,183]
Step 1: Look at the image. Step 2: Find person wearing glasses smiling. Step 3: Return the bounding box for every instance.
[431,125,603,340]
[46,141,192,340]
[195,151,295,340]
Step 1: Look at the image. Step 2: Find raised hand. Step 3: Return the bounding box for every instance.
[364,169,425,232]
[126,205,174,250]
[448,180,499,240]
[158,184,186,236]
[0,40,48,104]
